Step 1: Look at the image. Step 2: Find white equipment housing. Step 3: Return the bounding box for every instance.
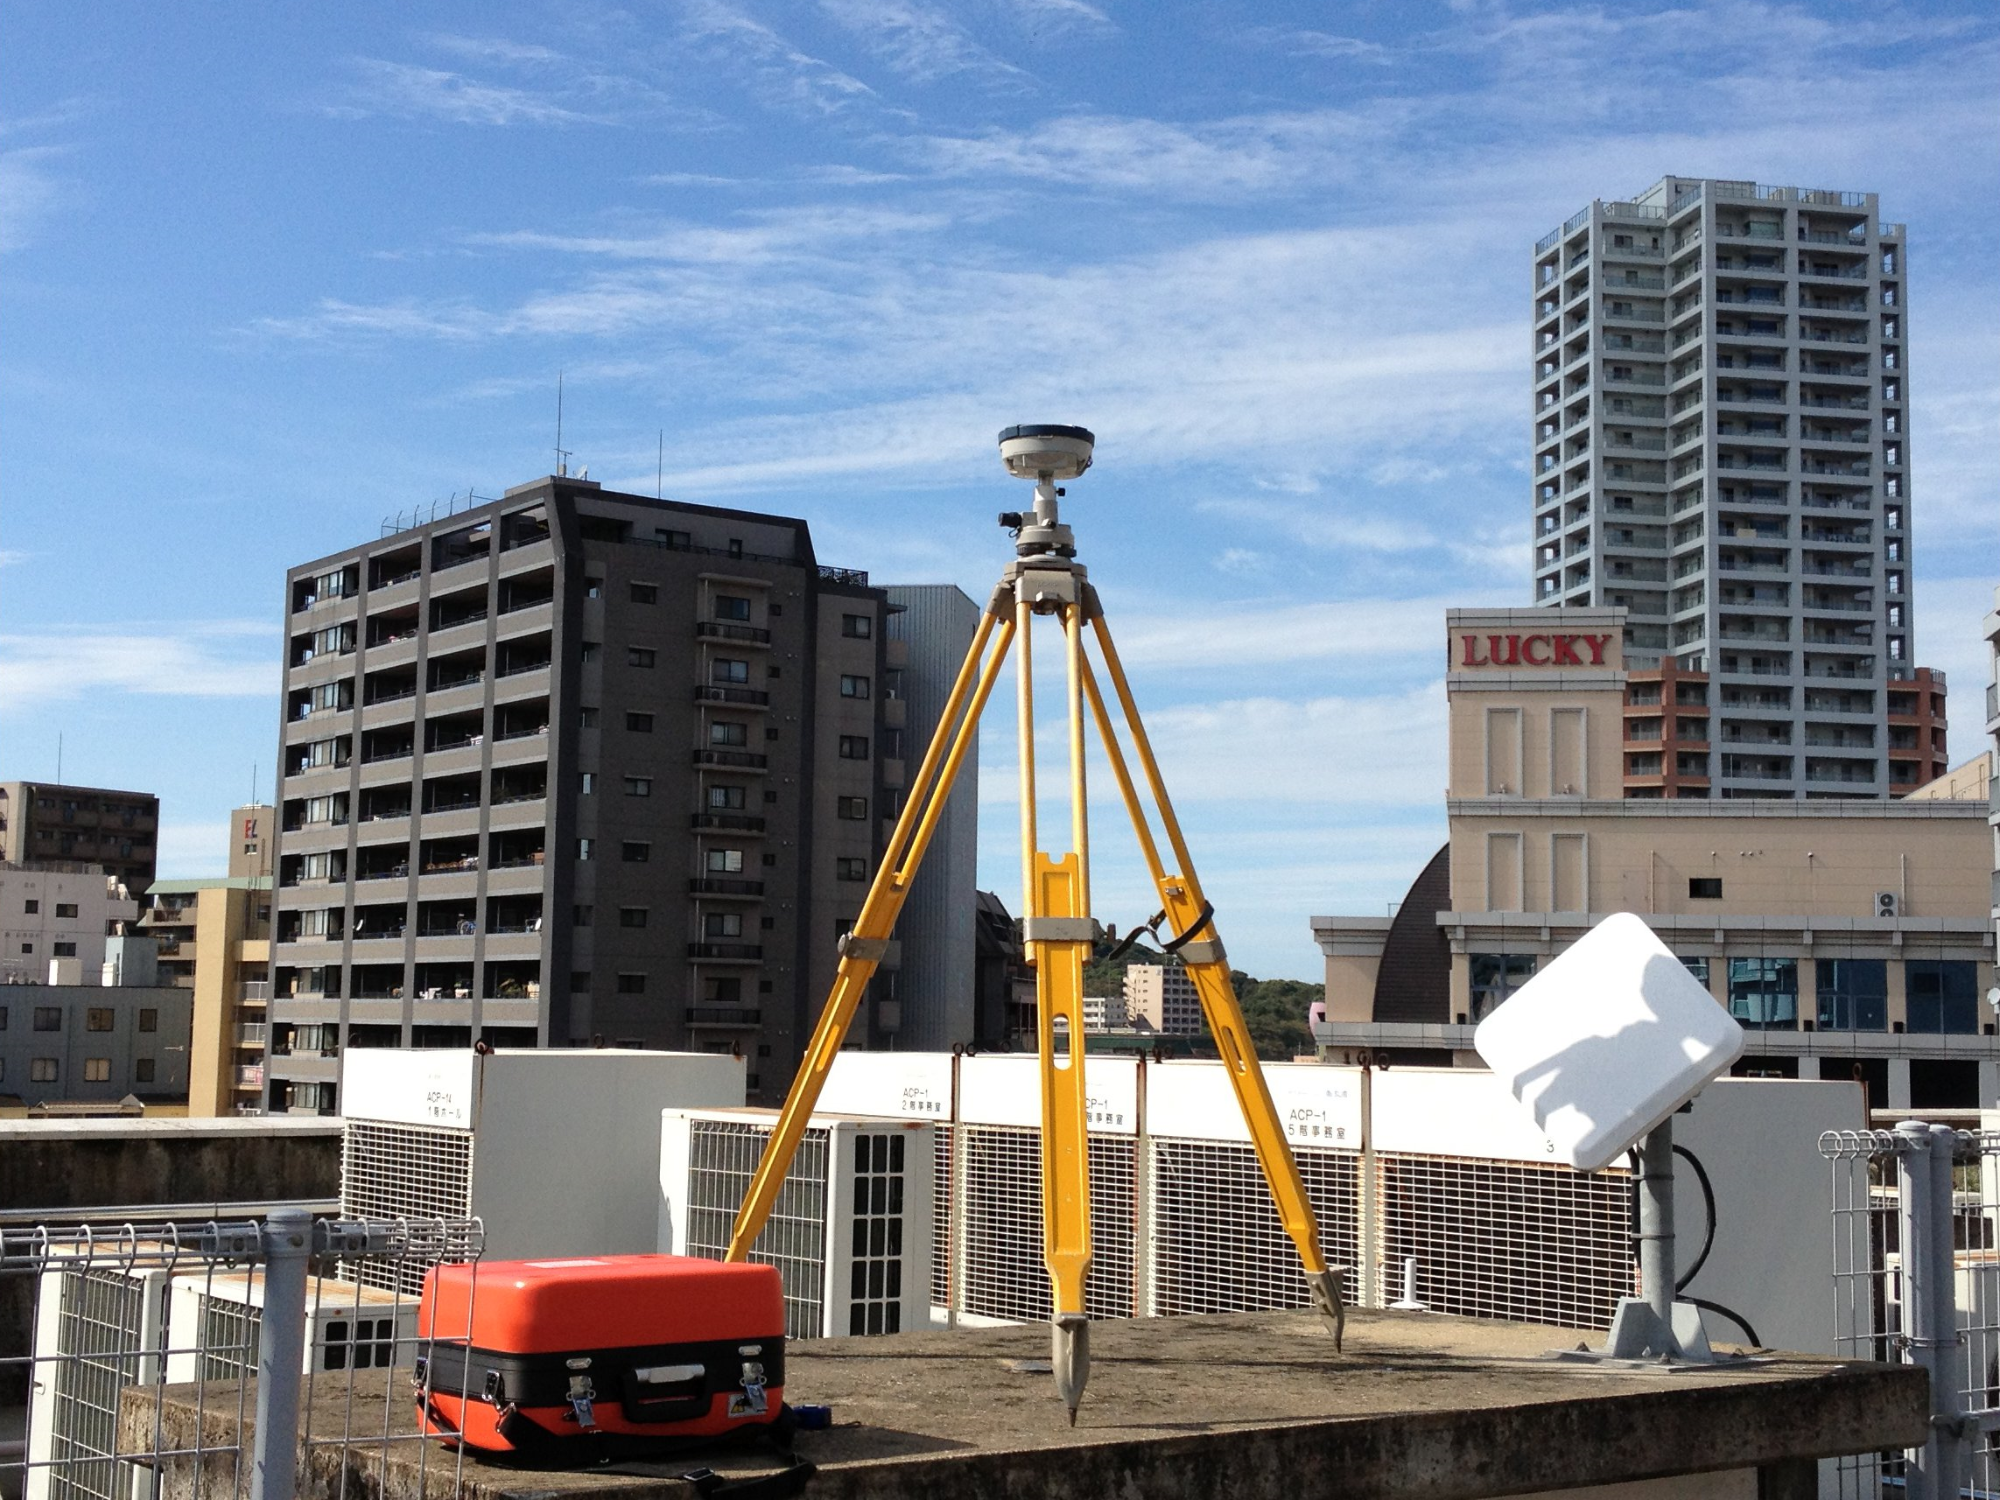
[340,1048,745,1283]
[658,1107,935,1341]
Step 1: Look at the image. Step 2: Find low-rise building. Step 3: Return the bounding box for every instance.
[1311,606,1997,1110]
[0,954,192,1106]
[0,863,138,987]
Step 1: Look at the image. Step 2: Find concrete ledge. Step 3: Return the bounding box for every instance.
[122,1309,1927,1500]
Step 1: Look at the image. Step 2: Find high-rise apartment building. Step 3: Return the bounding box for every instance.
[263,473,922,1114]
[0,782,159,891]
[1531,177,1940,799]
[1124,963,1200,1036]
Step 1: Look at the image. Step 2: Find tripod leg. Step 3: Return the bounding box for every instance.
[1085,612,1346,1344]
[1034,600,1095,1423]
[725,610,1016,1264]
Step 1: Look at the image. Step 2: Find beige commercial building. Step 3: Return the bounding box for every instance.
[139,806,274,1116]
[1124,964,1200,1036]
[1312,607,1997,1111]
[0,782,160,893]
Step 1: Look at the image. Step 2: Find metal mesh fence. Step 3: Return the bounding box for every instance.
[957,1127,1134,1323]
[6,1218,482,1500]
[1149,1140,1359,1317]
[1376,1153,1634,1329]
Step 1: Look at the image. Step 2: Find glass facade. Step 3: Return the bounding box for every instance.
[1728,957,1798,1029]
[1469,954,1537,1019]
[1905,960,1978,1035]
[1816,959,1888,1032]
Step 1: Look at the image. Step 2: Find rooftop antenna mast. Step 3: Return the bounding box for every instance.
[555,371,571,478]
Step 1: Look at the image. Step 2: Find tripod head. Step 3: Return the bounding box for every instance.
[997,423,1093,560]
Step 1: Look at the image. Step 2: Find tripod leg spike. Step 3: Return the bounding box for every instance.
[1052,1314,1089,1425]
[1306,1267,1347,1350]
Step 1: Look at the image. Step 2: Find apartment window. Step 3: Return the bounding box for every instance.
[712,659,750,684]
[705,912,743,939]
[841,614,872,639]
[659,528,691,548]
[626,712,655,732]
[1817,959,1887,1032]
[580,643,600,662]
[616,973,647,995]
[708,785,746,810]
[709,978,743,1004]
[839,735,870,760]
[619,908,649,929]
[30,1058,57,1083]
[621,841,651,863]
[766,727,780,741]
[135,1058,155,1084]
[839,675,871,699]
[573,905,593,927]
[571,971,591,994]
[33,1008,60,1032]
[715,595,751,621]
[1905,960,1978,1035]
[1688,878,1723,900]
[708,849,745,874]
[18,943,29,955]
[585,578,603,598]
[577,838,595,861]
[627,646,657,668]
[1679,957,1711,987]
[0,1008,7,1031]
[55,902,78,919]
[86,1008,113,1033]
[836,796,868,820]
[763,853,778,868]
[624,777,652,797]
[711,721,748,746]
[580,772,597,794]
[727,538,743,558]
[84,1058,110,1083]
[579,707,599,728]
[23,899,38,914]
[1727,957,1797,1029]
[836,857,868,882]
[630,582,659,605]
[1469,954,1536,1020]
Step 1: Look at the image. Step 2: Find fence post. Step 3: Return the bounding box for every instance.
[1925,1124,1966,1500]
[252,1208,312,1500]
[1896,1121,1958,1500]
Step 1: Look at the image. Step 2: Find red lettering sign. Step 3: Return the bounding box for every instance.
[1455,632,1617,669]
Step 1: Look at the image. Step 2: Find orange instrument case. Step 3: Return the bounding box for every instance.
[416,1254,787,1457]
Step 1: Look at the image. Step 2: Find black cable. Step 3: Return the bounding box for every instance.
[1684,1296,1760,1348]
[1672,1143,1717,1290]
[1624,1141,1763,1348]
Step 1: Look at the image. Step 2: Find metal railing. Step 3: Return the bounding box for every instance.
[1821,1125,2000,1500]
[2,1213,483,1500]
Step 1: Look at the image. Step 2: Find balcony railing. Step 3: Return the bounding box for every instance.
[693,749,768,769]
[696,621,772,644]
[686,1007,763,1026]
[687,943,764,962]
[694,686,770,707]
[690,877,765,897]
[238,980,271,1003]
[691,813,766,833]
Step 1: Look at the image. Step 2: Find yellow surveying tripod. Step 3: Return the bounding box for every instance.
[725,424,1345,1421]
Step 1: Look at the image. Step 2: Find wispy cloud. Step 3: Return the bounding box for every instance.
[0,624,277,706]
[326,59,605,126]
[680,0,878,116]
[816,0,1029,85]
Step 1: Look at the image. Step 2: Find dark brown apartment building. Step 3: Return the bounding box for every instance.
[265,474,917,1112]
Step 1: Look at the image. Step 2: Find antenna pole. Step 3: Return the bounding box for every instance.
[55,732,62,786]
[556,372,566,477]
[657,429,664,499]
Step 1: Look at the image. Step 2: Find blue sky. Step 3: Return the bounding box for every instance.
[2,1,1996,980]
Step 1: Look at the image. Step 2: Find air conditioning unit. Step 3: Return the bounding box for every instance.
[25,1264,415,1500]
[1875,891,1900,919]
[340,1048,745,1287]
[659,1108,934,1341]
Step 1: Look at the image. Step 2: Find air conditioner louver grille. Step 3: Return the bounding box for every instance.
[46,1271,146,1500]
[684,1119,830,1340]
[339,1122,473,1293]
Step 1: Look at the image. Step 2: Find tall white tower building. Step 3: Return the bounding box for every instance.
[1530,177,1940,800]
